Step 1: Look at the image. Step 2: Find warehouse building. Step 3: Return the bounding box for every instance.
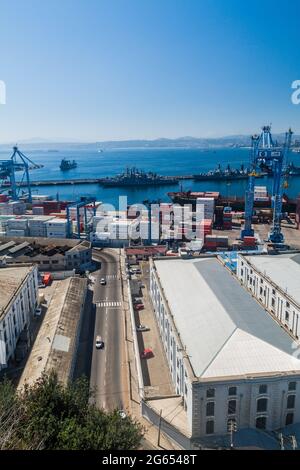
[237,253,300,340]
[0,265,39,370]
[18,276,87,388]
[0,236,92,272]
[150,257,300,438]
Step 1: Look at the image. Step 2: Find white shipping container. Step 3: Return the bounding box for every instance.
[6,229,26,237]
[32,206,44,215]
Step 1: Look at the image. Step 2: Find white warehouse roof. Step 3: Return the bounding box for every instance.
[242,253,300,308]
[153,257,300,380]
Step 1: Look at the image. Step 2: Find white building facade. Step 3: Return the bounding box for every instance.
[150,257,300,439]
[237,253,300,340]
[0,266,39,370]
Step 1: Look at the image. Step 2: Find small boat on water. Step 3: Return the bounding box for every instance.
[60,158,77,171]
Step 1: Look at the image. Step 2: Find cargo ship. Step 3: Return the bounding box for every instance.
[167,190,297,212]
[99,167,179,187]
[193,164,266,181]
[60,158,78,171]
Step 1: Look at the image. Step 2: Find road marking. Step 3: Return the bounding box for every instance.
[96,301,122,308]
[105,274,118,280]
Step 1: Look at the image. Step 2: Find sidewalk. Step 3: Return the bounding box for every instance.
[120,250,180,450]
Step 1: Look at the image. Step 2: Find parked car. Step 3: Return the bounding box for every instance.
[136,324,150,332]
[95,335,104,349]
[100,278,106,285]
[35,307,42,317]
[135,303,144,311]
[141,348,153,359]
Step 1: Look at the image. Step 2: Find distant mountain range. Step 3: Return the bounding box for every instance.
[1,134,300,151]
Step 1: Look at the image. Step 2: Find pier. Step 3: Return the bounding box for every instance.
[0,175,194,188]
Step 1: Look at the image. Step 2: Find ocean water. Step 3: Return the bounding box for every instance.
[1,147,300,206]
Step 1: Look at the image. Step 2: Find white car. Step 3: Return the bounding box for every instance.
[95,335,104,349]
[100,278,106,285]
[136,324,150,332]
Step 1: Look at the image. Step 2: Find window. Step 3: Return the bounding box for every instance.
[285,312,289,322]
[241,269,244,276]
[287,395,296,409]
[288,382,297,392]
[256,416,267,430]
[206,420,214,435]
[259,384,268,394]
[228,386,237,396]
[228,400,237,415]
[271,298,275,307]
[257,398,268,413]
[286,413,294,426]
[206,388,215,398]
[206,402,215,417]
[260,278,263,284]
[260,287,263,295]
[286,301,290,308]
[272,289,276,295]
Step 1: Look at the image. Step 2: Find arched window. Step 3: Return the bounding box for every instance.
[257,398,268,413]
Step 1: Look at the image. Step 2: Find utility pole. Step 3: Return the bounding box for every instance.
[228,420,237,449]
[279,433,284,450]
[157,409,162,447]
[291,435,297,450]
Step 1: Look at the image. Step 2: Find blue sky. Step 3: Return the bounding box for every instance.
[0,0,299,142]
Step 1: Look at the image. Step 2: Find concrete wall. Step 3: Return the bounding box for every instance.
[141,400,191,450]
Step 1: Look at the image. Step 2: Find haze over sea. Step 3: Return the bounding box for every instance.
[1,147,300,206]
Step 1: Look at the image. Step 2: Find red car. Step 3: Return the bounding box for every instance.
[135,303,144,311]
[141,348,153,359]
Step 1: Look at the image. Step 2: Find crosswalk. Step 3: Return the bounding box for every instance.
[96,301,122,308]
[105,274,118,280]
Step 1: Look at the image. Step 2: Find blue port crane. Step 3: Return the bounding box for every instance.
[0,146,43,203]
[66,197,97,238]
[241,126,293,244]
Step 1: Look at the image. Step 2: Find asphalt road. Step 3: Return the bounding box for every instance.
[89,249,126,411]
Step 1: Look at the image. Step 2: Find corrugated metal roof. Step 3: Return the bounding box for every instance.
[154,258,300,380]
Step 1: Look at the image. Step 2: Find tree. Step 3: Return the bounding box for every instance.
[0,372,143,450]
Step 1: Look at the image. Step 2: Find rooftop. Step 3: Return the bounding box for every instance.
[153,257,300,380]
[0,236,91,258]
[18,276,87,389]
[125,245,167,256]
[0,266,34,318]
[243,253,300,307]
